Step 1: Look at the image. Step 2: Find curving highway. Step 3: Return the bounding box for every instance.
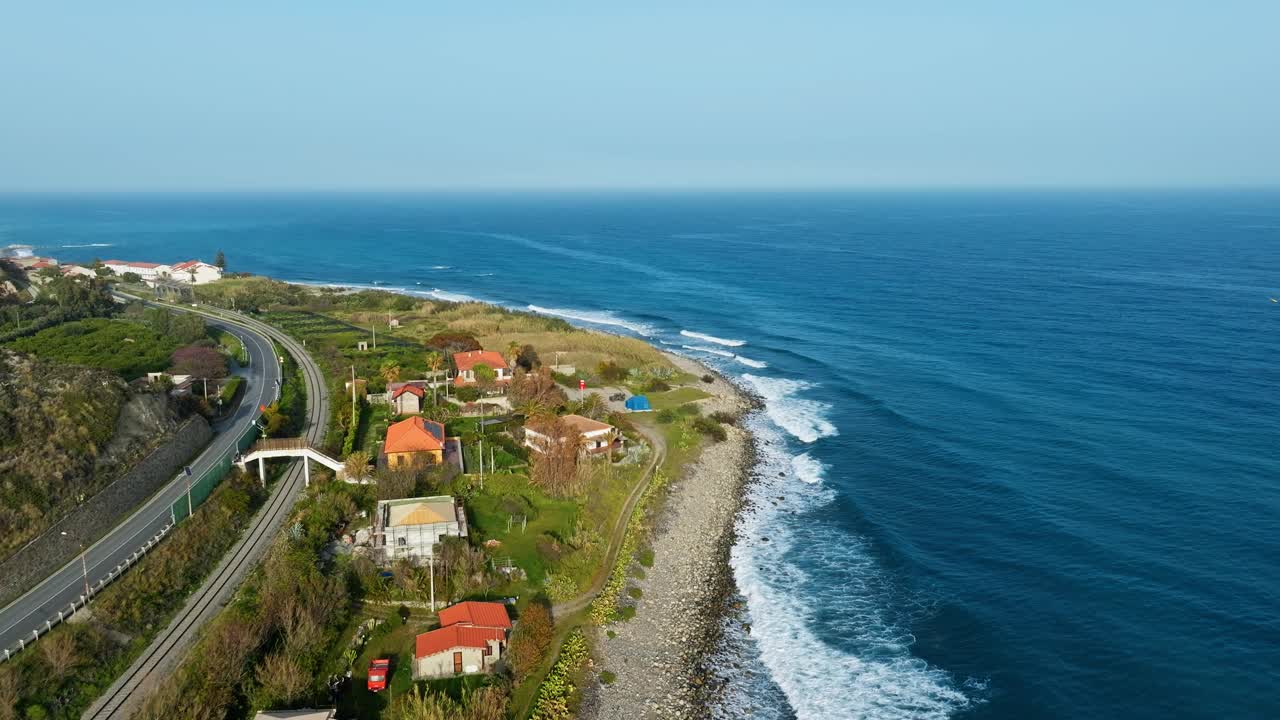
[0,311,279,660]
[80,301,330,719]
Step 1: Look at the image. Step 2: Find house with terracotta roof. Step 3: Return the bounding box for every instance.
[104,260,172,282]
[413,601,511,679]
[170,259,223,284]
[382,416,447,469]
[60,264,97,278]
[390,383,426,415]
[452,350,510,387]
[374,495,467,564]
[524,414,620,455]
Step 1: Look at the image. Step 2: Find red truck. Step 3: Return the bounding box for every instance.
[367,658,390,693]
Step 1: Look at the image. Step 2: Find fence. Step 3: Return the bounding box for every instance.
[170,421,259,522]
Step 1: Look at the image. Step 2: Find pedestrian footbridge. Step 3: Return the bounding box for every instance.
[236,438,363,485]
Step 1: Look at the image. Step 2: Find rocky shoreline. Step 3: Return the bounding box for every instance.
[582,354,759,719]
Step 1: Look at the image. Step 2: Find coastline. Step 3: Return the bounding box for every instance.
[582,352,759,719]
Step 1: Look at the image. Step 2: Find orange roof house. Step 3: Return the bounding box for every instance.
[452,350,511,386]
[383,416,446,468]
[438,601,513,631]
[413,601,511,679]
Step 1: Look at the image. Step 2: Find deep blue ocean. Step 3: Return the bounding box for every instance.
[3,192,1278,719]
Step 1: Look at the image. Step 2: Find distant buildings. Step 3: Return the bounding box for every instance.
[524,414,620,455]
[104,258,223,285]
[413,601,511,679]
[373,495,467,564]
[452,350,511,386]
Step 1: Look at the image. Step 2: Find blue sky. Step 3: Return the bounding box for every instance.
[1,2,1277,190]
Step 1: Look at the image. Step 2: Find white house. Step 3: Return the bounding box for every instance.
[413,601,511,679]
[104,260,172,283]
[170,259,224,284]
[374,496,467,564]
[524,414,620,455]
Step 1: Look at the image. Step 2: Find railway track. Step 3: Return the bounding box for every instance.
[83,303,329,720]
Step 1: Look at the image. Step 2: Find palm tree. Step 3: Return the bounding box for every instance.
[380,361,401,386]
[507,341,522,364]
[425,351,444,403]
[344,450,371,482]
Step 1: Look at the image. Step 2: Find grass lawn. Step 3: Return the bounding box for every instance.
[645,386,712,410]
[340,615,433,720]
[357,401,393,455]
[462,473,578,587]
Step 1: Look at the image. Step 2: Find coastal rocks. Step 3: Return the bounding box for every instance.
[588,354,752,720]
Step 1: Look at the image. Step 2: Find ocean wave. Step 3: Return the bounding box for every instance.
[430,265,452,270]
[741,374,838,443]
[426,287,479,303]
[735,355,768,369]
[681,329,746,347]
[723,420,974,719]
[682,344,736,359]
[61,243,114,248]
[526,305,654,336]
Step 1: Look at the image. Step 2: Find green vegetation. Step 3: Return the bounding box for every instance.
[6,318,178,380]
[646,386,711,410]
[218,376,243,405]
[599,670,616,685]
[0,470,267,720]
[589,468,672,624]
[462,473,578,586]
[528,629,589,720]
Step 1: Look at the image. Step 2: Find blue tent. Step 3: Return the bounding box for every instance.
[625,395,652,412]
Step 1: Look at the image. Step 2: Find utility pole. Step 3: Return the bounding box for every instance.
[351,365,357,431]
[61,532,90,601]
[371,324,377,349]
[184,465,194,518]
[428,550,436,611]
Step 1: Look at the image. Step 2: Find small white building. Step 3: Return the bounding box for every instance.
[524,414,620,455]
[374,496,467,564]
[104,260,172,282]
[170,259,224,284]
[413,601,511,679]
[253,711,337,720]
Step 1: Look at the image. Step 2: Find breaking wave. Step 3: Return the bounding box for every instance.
[682,344,736,358]
[681,329,746,347]
[740,374,838,443]
[723,417,974,719]
[735,355,768,369]
[61,243,114,248]
[526,305,655,336]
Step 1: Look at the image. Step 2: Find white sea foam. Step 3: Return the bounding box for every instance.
[426,288,479,303]
[430,265,452,270]
[724,417,974,719]
[526,305,654,336]
[735,355,768,369]
[741,374,838,443]
[61,243,114,248]
[682,344,736,358]
[681,329,746,347]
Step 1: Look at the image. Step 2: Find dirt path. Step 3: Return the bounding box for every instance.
[552,424,667,617]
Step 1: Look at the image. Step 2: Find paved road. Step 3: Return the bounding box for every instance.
[83,302,329,720]
[0,311,279,660]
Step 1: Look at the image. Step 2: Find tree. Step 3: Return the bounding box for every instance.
[508,601,554,679]
[39,631,80,680]
[121,271,143,284]
[374,468,417,501]
[464,686,509,720]
[529,415,582,497]
[256,651,309,707]
[425,332,481,357]
[509,367,566,414]
[344,450,371,482]
[170,345,228,379]
[571,392,608,420]
[597,360,628,383]
[506,341,522,363]
[386,686,464,720]
[167,312,207,344]
[214,250,226,269]
[473,363,497,390]
[515,344,540,371]
[381,360,402,385]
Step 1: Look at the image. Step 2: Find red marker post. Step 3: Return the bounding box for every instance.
[579,379,586,399]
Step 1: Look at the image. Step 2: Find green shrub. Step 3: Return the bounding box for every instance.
[627,587,643,599]
[693,416,727,442]
[599,670,617,685]
[529,629,589,720]
[701,374,715,383]
[710,410,736,425]
[617,606,636,621]
[638,548,655,568]
[655,408,677,424]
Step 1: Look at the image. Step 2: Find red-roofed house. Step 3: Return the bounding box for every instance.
[170,259,223,284]
[382,416,446,469]
[390,383,425,415]
[438,601,513,631]
[413,601,511,679]
[452,350,510,387]
[104,260,172,282]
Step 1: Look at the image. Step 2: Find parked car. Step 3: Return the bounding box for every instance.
[609,393,626,402]
[367,658,391,692]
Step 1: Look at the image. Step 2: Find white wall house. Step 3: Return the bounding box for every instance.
[170,259,224,284]
[375,496,467,564]
[104,260,172,282]
[524,414,620,455]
